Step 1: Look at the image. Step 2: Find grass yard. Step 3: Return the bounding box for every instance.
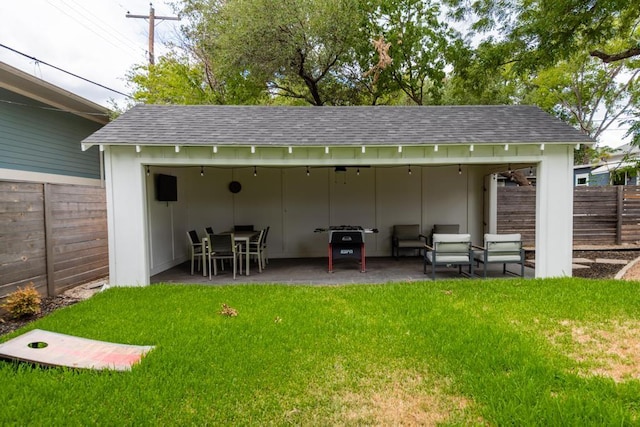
[1,278,640,425]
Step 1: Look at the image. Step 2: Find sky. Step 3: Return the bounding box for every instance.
[0,0,180,109]
[0,1,630,147]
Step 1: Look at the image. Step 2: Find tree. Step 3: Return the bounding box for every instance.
[361,0,459,105]
[125,52,266,105]
[445,0,640,69]
[178,0,370,106]
[127,0,466,107]
[524,52,640,142]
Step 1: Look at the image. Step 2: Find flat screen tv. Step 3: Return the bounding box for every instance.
[155,174,177,201]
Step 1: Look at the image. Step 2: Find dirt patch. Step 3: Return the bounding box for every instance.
[337,371,470,426]
[551,320,640,382]
[572,250,640,279]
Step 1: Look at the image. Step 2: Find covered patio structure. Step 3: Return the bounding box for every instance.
[82,105,593,286]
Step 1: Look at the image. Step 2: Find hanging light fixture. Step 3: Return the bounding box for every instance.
[357,168,360,176]
[306,166,310,176]
[253,166,257,177]
[146,165,150,176]
[408,165,412,175]
[200,166,204,177]
[458,164,462,175]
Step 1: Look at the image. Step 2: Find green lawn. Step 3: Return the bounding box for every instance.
[1,278,640,425]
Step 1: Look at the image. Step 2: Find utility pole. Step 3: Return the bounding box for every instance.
[126,3,180,65]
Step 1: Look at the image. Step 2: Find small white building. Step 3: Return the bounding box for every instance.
[82,105,593,286]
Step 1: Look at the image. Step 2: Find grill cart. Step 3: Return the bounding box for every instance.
[315,226,378,273]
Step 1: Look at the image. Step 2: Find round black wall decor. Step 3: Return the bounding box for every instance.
[228,181,242,193]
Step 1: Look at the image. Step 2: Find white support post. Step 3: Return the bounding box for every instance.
[535,145,574,278]
[104,147,150,286]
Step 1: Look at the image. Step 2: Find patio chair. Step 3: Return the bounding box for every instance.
[238,228,266,272]
[261,226,270,266]
[205,226,214,236]
[187,230,204,275]
[208,233,242,279]
[473,233,525,278]
[429,224,460,245]
[391,224,428,258]
[424,233,474,280]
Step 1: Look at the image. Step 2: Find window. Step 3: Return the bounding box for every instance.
[575,173,589,186]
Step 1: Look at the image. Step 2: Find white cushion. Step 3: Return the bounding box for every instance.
[475,252,522,263]
[432,233,471,243]
[484,233,521,243]
[426,253,469,263]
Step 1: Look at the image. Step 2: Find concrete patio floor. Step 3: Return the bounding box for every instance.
[151,256,535,285]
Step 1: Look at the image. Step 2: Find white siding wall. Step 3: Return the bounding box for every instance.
[145,164,487,275]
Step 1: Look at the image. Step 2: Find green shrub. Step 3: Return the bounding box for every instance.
[1,283,42,318]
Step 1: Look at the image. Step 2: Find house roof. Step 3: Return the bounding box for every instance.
[82,104,594,148]
[0,61,110,125]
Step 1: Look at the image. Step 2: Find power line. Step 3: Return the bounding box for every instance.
[0,43,134,99]
[64,0,145,54]
[45,0,142,59]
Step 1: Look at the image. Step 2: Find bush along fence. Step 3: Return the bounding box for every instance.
[0,180,108,301]
[498,185,640,247]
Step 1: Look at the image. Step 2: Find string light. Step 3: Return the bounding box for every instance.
[253,166,257,177]
[306,166,310,176]
[357,168,360,176]
[458,164,462,175]
[146,165,150,176]
[508,163,512,174]
[408,165,412,175]
[200,166,204,177]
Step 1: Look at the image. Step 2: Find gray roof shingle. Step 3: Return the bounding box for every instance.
[83,105,594,146]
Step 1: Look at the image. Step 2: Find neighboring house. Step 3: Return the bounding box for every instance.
[0,61,110,299]
[82,105,594,285]
[574,143,640,186]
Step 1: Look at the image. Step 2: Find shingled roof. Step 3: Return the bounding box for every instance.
[83,104,594,147]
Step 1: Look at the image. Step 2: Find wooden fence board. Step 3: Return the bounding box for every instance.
[0,181,108,300]
[498,185,640,246]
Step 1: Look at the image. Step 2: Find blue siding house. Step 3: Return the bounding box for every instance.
[573,144,640,187]
[0,61,109,184]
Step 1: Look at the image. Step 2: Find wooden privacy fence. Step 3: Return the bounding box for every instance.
[498,185,640,246]
[0,181,108,300]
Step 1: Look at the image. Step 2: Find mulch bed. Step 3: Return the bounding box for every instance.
[2,250,639,338]
[0,295,82,337]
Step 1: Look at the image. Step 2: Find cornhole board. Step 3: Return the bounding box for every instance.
[0,329,154,371]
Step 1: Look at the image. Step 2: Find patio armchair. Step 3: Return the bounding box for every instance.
[473,233,525,278]
[424,233,474,280]
[391,224,428,258]
[187,230,204,275]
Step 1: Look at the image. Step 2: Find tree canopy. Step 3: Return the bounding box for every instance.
[124,0,639,162]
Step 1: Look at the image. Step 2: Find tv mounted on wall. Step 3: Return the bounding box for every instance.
[155,174,178,201]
